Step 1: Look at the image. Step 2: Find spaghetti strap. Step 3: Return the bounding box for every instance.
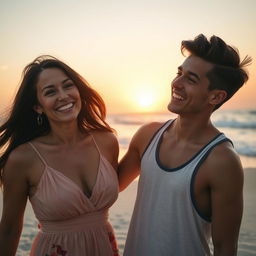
[89,133,102,155]
[28,142,47,166]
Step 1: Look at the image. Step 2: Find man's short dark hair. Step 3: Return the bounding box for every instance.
[181,34,252,110]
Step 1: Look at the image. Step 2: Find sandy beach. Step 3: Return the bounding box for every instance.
[0,167,255,255]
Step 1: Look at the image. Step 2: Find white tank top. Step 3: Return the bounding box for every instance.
[124,120,232,256]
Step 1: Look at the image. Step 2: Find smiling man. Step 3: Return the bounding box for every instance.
[118,34,252,256]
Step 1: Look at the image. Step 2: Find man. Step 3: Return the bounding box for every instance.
[118,34,252,256]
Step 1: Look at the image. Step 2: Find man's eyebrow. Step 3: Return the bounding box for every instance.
[178,66,200,81]
[188,71,200,81]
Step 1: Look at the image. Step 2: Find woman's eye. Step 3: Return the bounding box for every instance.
[64,83,74,89]
[44,90,55,96]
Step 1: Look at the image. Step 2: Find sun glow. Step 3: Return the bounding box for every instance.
[135,90,157,112]
[138,93,154,107]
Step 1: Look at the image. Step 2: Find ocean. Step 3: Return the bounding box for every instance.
[0,109,256,255]
[111,110,256,168]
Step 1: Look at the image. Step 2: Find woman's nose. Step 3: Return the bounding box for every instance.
[57,89,68,100]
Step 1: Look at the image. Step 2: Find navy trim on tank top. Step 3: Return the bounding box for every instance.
[190,137,233,222]
[140,120,173,160]
[155,127,225,172]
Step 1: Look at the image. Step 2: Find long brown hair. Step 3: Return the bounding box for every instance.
[0,55,113,184]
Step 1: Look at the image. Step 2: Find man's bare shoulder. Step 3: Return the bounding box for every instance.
[131,121,167,156]
[133,121,165,141]
[204,141,243,186]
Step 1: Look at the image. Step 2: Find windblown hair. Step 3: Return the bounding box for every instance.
[181,34,252,110]
[0,55,113,184]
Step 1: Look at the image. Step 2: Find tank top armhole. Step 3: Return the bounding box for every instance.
[27,142,47,167]
[190,137,233,222]
[141,119,174,160]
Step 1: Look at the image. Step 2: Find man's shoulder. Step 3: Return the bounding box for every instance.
[208,139,241,167]
[130,121,169,155]
[133,121,168,143]
[203,140,243,185]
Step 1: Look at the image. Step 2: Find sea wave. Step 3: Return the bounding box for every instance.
[110,112,256,130]
[235,147,256,157]
[213,120,256,129]
[111,117,145,126]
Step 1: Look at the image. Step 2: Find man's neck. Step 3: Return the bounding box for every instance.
[170,113,219,144]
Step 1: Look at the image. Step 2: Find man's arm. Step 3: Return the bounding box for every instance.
[118,122,163,191]
[207,143,244,256]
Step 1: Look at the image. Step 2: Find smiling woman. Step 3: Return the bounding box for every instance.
[0,55,120,256]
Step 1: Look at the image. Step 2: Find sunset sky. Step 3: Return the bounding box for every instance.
[0,0,255,114]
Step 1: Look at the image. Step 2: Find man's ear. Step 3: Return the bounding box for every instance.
[33,104,43,114]
[209,90,227,106]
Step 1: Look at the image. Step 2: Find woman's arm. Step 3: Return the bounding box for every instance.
[0,148,29,256]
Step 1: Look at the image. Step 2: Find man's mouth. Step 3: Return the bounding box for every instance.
[172,92,184,101]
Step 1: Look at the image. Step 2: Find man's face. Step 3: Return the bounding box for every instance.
[168,55,214,115]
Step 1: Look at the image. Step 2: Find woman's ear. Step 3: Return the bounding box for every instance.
[33,104,43,114]
[209,90,227,106]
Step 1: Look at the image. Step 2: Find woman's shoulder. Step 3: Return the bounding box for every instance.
[7,143,35,166]
[90,130,119,166]
[90,130,118,148]
[3,143,35,181]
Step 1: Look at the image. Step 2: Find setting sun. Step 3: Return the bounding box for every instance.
[132,88,159,112]
[137,92,154,108]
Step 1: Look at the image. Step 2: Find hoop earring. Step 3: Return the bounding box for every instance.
[37,113,43,126]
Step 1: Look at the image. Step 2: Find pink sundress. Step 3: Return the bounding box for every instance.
[28,138,119,256]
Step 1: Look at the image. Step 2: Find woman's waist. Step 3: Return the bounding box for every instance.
[38,210,109,233]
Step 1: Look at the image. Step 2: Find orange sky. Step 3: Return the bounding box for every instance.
[0,0,255,114]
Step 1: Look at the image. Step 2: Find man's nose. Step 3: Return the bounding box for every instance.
[172,76,184,89]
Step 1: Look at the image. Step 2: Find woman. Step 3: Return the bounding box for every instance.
[0,55,119,256]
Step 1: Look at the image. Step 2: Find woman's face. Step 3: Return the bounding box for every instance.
[34,68,82,126]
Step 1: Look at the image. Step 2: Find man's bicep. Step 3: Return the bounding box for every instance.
[210,159,243,255]
[118,122,163,191]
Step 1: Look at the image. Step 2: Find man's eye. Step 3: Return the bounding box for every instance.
[188,77,196,83]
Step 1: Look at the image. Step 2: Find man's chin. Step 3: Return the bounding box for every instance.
[167,103,177,114]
